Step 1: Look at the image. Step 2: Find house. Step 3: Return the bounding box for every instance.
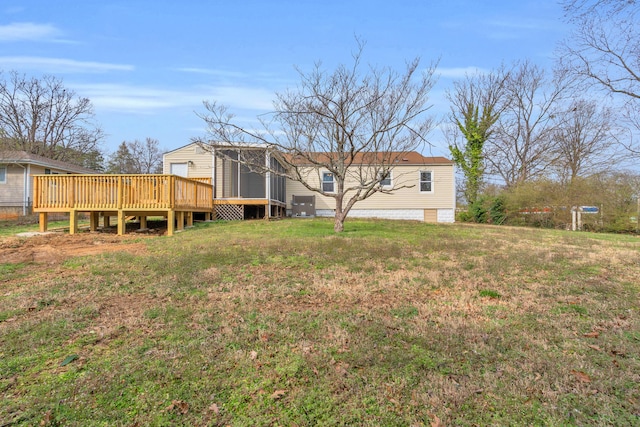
[164,143,456,223]
[0,150,98,218]
[286,151,456,223]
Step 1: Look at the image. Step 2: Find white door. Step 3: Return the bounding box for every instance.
[170,162,188,177]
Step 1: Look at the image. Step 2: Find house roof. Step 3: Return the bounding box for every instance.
[285,151,453,166]
[0,150,99,174]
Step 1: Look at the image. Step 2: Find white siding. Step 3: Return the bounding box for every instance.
[286,164,455,211]
[163,143,214,179]
[0,164,25,208]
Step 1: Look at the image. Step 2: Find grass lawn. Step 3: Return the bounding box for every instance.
[1,218,639,426]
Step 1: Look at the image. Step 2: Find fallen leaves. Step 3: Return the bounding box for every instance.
[570,370,592,383]
[270,389,287,400]
[165,400,189,415]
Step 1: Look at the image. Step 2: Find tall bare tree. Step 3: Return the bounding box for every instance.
[129,137,163,174]
[560,0,640,153]
[487,62,568,187]
[445,66,510,206]
[0,71,104,163]
[551,99,620,183]
[195,43,438,232]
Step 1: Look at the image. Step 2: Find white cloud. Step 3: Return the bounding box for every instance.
[71,83,187,112]
[0,56,134,73]
[438,67,488,79]
[0,22,62,42]
[71,82,275,114]
[482,18,558,40]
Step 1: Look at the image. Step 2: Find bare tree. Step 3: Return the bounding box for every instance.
[487,62,568,187]
[106,138,164,174]
[0,71,104,163]
[129,137,163,174]
[551,99,621,183]
[559,0,640,153]
[445,65,510,206]
[194,43,438,232]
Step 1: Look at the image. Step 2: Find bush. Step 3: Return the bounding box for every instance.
[460,195,507,225]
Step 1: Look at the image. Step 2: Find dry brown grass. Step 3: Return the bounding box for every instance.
[1,219,639,425]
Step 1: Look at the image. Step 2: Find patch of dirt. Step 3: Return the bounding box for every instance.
[0,232,150,264]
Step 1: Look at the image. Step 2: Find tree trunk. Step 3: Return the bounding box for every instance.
[334,193,345,232]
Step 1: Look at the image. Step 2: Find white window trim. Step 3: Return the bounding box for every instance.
[0,165,6,184]
[419,170,433,193]
[322,171,335,193]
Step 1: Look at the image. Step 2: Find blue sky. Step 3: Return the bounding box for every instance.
[0,0,567,157]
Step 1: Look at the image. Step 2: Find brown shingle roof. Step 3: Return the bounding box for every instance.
[0,150,99,174]
[284,151,452,166]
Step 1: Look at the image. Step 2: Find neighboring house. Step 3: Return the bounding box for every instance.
[0,150,98,217]
[163,143,455,223]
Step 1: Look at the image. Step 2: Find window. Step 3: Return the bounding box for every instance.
[322,172,335,193]
[379,170,392,187]
[170,163,188,177]
[0,166,6,184]
[44,168,51,174]
[419,171,433,193]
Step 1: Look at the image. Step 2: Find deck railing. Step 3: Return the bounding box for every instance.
[33,174,213,211]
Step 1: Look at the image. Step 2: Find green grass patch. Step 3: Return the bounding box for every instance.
[1,218,639,425]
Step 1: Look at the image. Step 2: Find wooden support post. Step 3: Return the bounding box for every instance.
[176,211,185,231]
[104,215,111,228]
[69,210,78,235]
[140,216,147,229]
[39,212,48,232]
[186,212,193,227]
[167,210,175,236]
[117,210,126,236]
[90,212,100,231]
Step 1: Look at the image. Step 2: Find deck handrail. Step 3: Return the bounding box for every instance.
[33,174,213,211]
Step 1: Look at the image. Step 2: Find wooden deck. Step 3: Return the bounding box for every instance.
[33,174,214,236]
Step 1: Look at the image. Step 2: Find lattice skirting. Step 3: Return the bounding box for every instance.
[214,205,244,220]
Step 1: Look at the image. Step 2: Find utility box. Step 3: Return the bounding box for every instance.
[291,195,315,217]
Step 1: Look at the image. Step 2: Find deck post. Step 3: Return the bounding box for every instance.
[186,212,193,227]
[69,210,78,235]
[39,212,48,232]
[176,211,185,231]
[90,212,100,231]
[117,210,126,236]
[140,216,147,229]
[104,215,111,228]
[167,210,175,236]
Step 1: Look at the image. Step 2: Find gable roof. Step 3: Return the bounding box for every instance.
[0,150,99,174]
